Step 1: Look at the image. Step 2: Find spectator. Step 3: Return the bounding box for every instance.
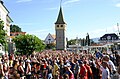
[100,61,110,79]
[79,61,88,79]
[17,60,25,79]
[26,59,31,79]
[84,60,93,79]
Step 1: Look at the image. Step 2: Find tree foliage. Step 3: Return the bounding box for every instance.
[67,37,91,46]
[13,34,45,55]
[46,43,55,49]
[67,39,77,45]
[10,24,22,32]
[0,19,6,46]
[81,38,86,46]
[85,33,90,46]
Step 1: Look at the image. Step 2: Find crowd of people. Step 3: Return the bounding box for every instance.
[0,49,120,79]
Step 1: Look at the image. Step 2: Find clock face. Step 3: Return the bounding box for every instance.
[107,36,111,40]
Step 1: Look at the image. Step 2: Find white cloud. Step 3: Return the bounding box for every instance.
[47,7,58,10]
[115,3,120,7]
[27,29,54,40]
[63,0,80,5]
[16,0,32,3]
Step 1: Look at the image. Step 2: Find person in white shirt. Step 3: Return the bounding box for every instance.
[100,61,110,79]
[103,55,116,74]
[26,59,31,79]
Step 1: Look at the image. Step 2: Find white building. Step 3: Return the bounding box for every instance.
[0,0,13,36]
[44,33,56,44]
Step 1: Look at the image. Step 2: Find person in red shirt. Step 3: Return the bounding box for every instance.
[79,61,88,79]
[84,60,93,79]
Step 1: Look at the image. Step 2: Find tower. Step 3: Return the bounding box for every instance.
[55,6,67,50]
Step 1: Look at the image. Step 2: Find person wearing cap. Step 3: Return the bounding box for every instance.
[26,59,31,79]
[64,63,74,79]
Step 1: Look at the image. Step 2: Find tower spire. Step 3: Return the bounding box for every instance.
[60,0,62,7]
[55,0,66,24]
[54,0,67,50]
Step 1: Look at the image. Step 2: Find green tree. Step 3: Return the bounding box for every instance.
[67,39,76,45]
[85,33,90,46]
[10,24,22,32]
[0,19,6,45]
[13,34,45,55]
[46,43,56,49]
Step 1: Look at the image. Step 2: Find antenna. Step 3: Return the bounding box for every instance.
[117,23,120,35]
[60,0,62,7]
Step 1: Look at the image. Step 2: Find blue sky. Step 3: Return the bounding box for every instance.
[3,0,120,40]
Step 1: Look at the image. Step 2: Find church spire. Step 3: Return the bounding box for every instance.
[55,6,66,24]
[0,0,4,4]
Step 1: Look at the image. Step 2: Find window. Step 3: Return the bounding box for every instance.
[61,25,63,27]
[57,25,59,27]
[102,38,105,40]
[112,37,114,40]
[48,39,51,41]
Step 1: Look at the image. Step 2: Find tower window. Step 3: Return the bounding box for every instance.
[61,25,63,27]
[57,25,59,27]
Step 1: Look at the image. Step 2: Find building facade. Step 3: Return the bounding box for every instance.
[10,32,26,42]
[44,33,55,44]
[99,33,119,43]
[55,7,67,50]
[99,33,120,50]
[0,0,12,36]
[0,1,12,54]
